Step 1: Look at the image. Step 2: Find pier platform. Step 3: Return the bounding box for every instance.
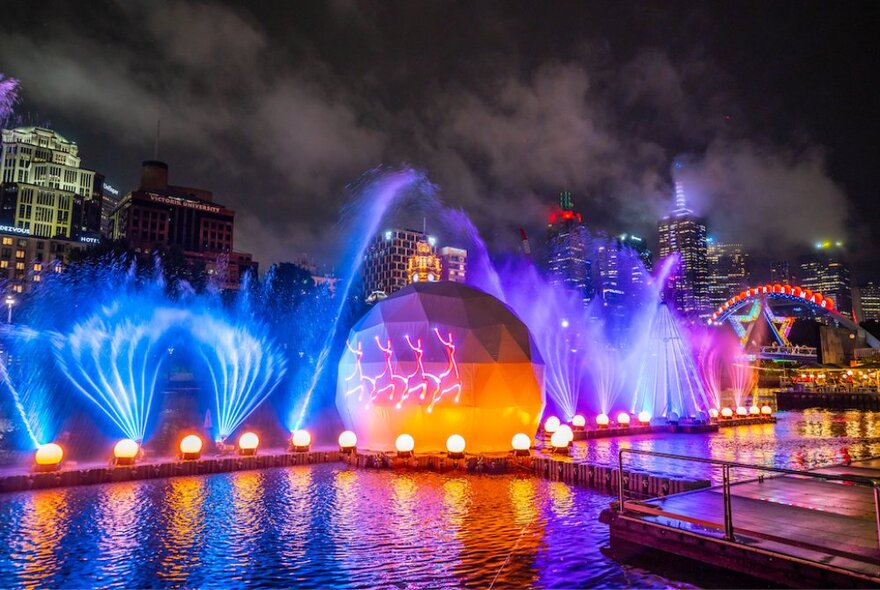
[601,452,880,588]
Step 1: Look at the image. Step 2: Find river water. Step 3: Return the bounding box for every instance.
[0,410,877,588]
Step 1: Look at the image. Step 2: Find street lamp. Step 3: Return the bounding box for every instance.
[4,295,15,324]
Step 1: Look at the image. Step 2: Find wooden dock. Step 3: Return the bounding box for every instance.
[601,454,880,588]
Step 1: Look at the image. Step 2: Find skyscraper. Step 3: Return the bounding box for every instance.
[707,240,749,310]
[0,126,102,240]
[859,281,880,322]
[770,260,793,285]
[546,191,592,306]
[799,242,853,316]
[657,181,709,318]
[363,228,435,302]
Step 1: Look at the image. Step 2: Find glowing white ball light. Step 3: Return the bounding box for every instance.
[291,430,311,452]
[708,408,719,419]
[446,434,466,458]
[596,414,610,427]
[544,416,561,433]
[637,411,651,424]
[736,406,748,417]
[338,430,357,451]
[749,406,760,416]
[761,405,773,415]
[550,430,569,453]
[113,439,139,465]
[617,412,631,426]
[179,435,202,460]
[34,443,64,471]
[721,407,734,418]
[511,433,531,455]
[396,433,415,457]
[238,432,259,456]
[571,414,586,429]
[557,424,574,444]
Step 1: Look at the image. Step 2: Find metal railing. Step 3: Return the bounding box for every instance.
[617,448,880,559]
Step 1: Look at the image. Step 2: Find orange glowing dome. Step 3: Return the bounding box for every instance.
[336,283,545,453]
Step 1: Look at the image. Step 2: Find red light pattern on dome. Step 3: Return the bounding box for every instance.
[343,330,463,412]
[709,283,836,323]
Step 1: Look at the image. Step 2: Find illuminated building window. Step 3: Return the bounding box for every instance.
[0,261,6,268]
[1,237,11,245]
[15,262,25,270]
[33,263,42,271]
[32,275,40,282]
[15,250,24,259]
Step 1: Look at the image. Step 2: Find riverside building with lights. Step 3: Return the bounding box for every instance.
[108,161,256,289]
[0,126,102,241]
[658,181,710,318]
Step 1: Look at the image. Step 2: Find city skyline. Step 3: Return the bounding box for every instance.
[0,1,876,278]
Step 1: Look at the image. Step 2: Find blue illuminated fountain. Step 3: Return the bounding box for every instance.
[190,311,286,442]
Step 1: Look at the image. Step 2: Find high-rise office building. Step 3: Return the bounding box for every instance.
[770,260,793,285]
[0,126,102,240]
[657,181,709,317]
[799,242,852,316]
[108,161,256,289]
[546,191,592,306]
[860,281,880,322]
[364,228,436,302]
[707,240,749,310]
[439,246,467,283]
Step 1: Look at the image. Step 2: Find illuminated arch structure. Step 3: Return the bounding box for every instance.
[709,284,880,350]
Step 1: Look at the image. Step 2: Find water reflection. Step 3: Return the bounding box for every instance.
[0,411,877,588]
[159,477,206,584]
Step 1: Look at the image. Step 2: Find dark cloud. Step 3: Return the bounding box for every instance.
[0,1,874,278]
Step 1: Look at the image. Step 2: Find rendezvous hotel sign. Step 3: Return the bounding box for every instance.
[0,224,31,236]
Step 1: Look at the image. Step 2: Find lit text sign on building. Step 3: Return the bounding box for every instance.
[0,224,31,236]
[147,193,223,214]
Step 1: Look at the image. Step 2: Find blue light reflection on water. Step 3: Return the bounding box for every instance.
[0,410,878,588]
[0,466,675,589]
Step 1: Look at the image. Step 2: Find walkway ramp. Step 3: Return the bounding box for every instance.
[602,451,880,588]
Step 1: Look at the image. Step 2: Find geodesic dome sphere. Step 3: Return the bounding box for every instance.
[336,282,545,453]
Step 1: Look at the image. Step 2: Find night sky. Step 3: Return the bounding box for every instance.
[1,1,876,280]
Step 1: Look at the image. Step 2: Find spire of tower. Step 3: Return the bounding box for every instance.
[672,180,692,215]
